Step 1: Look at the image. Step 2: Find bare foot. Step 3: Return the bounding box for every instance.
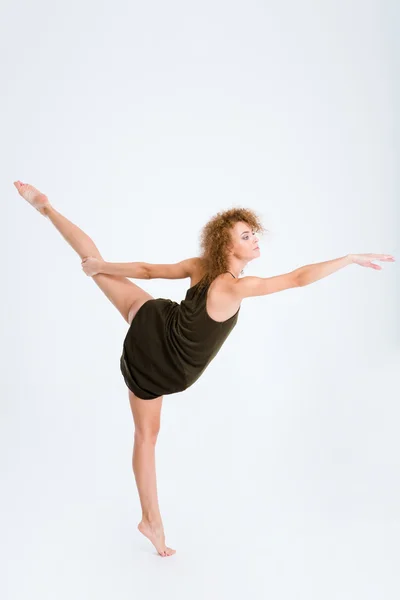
[138,520,176,557]
[13,181,50,215]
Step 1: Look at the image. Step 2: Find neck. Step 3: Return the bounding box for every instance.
[227,259,247,279]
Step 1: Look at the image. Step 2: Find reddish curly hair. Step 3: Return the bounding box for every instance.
[196,207,267,293]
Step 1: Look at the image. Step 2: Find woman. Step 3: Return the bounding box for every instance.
[13,180,395,557]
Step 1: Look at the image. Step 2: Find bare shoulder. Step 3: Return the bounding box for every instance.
[206,272,242,321]
[189,256,206,275]
[222,271,300,300]
[188,257,207,285]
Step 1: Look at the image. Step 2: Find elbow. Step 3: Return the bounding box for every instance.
[143,264,152,279]
[294,271,304,287]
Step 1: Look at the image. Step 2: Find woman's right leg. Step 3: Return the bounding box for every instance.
[128,389,176,557]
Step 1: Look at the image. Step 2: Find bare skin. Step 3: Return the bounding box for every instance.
[13,181,175,557]
[128,390,175,557]
[14,181,394,557]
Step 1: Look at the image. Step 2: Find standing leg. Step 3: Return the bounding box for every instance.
[13,181,152,323]
[128,389,176,557]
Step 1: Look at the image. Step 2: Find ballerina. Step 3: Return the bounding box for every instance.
[13,180,395,557]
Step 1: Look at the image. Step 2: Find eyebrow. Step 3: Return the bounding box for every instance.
[241,230,252,235]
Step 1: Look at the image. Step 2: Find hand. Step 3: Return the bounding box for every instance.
[349,253,395,270]
[81,257,104,276]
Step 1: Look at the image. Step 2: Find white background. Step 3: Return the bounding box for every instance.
[1,0,399,598]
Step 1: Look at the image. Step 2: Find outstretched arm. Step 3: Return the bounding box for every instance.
[295,253,394,286]
[81,258,149,278]
[81,257,201,280]
[295,254,352,286]
[228,253,394,300]
[96,260,149,278]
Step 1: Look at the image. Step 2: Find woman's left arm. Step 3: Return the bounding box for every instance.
[81,258,149,278]
[81,256,201,279]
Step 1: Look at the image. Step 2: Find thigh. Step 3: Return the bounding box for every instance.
[128,389,164,436]
[92,273,153,324]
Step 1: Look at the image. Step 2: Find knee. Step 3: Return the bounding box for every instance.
[134,425,160,445]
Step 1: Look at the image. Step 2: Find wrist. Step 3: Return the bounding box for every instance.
[100,260,109,274]
[346,254,354,265]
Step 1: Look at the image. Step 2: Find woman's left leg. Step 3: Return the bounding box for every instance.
[42,204,153,324]
[14,181,152,324]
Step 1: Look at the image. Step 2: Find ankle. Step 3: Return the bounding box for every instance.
[41,204,52,216]
[141,514,163,527]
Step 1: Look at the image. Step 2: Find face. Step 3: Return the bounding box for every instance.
[229,221,260,260]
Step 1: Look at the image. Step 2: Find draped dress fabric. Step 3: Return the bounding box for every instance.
[120,273,240,399]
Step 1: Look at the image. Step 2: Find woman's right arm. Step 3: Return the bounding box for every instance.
[230,253,394,299]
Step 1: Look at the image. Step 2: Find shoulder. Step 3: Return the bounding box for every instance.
[187,257,207,279]
[189,256,206,270]
[207,272,240,299]
[206,273,242,319]
[222,272,300,299]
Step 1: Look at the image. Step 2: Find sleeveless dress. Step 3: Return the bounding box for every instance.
[120,272,240,399]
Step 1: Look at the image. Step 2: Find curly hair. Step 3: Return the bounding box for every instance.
[195,207,267,294]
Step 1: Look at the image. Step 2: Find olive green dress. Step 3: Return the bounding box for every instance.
[120,272,240,399]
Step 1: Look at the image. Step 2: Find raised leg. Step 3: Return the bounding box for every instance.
[13,181,152,323]
[42,204,153,323]
[128,389,176,557]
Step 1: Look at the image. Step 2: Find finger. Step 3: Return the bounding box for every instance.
[370,254,393,259]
